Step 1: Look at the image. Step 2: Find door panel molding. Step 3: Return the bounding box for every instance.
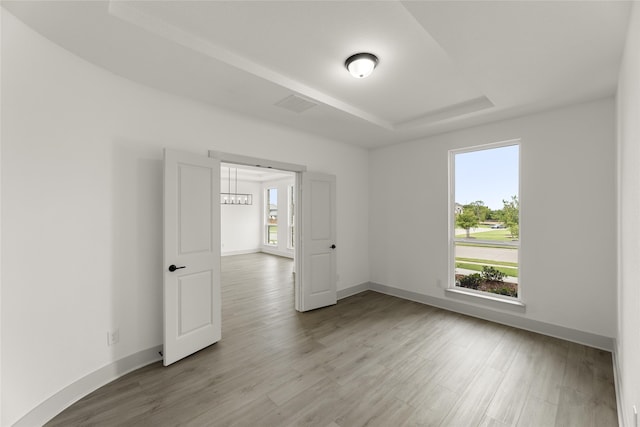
[300,171,337,311]
[164,149,221,366]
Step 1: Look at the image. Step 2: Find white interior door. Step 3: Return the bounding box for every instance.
[163,149,221,366]
[299,172,337,311]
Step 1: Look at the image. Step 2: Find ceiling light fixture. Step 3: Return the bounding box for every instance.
[220,167,253,205]
[345,52,378,79]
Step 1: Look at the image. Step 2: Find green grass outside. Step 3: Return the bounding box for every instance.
[456,242,518,250]
[455,262,519,278]
[455,257,518,267]
[455,229,518,242]
[267,225,278,245]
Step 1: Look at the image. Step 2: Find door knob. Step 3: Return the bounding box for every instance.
[168,264,186,272]
[330,244,336,249]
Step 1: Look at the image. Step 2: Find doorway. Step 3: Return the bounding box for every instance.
[163,149,337,365]
[209,149,337,312]
[220,163,297,316]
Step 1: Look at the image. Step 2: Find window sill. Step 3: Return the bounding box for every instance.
[445,287,526,313]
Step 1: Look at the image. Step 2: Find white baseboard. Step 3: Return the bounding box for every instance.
[15,283,617,426]
[612,339,626,427]
[369,282,614,351]
[16,283,364,426]
[14,345,162,427]
[221,248,260,257]
[260,248,294,259]
[337,282,370,300]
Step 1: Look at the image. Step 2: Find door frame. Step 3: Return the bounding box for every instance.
[209,151,307,311]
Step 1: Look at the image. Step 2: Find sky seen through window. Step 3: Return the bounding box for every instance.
[455,144,519,210]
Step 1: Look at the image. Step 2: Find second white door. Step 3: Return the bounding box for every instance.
[299,171,337,311]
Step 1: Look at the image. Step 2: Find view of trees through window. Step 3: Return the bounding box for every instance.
[452,143,520,298]
[266,188,278,245]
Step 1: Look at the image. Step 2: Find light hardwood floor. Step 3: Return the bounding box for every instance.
[47,253,617,426]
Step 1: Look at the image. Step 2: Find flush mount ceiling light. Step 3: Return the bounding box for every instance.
[345,52,378,79]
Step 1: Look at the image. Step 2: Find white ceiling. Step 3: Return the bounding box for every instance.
[3,1,632,148]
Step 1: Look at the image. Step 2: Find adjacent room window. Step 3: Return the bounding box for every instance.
[266,188,278,245]
[288,185,295,249]
[450,142,520,298]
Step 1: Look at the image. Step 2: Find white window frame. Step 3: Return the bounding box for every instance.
[448,139,523,304]
[287,185,295,250]
[265,187,278,246]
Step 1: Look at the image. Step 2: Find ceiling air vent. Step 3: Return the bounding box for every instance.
[274,94,318,113]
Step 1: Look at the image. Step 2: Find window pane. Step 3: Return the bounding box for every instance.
[453,144,519,298]
[268,189,278,225]
[268,225,278,245]
[288,185,295,249]
[454,243,518,297]
[266,188,278,245]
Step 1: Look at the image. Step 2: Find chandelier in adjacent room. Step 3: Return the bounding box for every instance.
[220,167,253,205]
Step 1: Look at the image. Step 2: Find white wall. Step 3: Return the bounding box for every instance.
[370,98,617,339]
[1,11,369,426]
[616,3,640,425]
[0,7,4,425]
[221,178,262,256]
[261,177,295,258]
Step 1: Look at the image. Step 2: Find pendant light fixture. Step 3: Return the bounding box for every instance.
[345,52,378,79]
[220,167,253,205]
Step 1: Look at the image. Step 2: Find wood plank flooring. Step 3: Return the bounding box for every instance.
[47,253,617,426]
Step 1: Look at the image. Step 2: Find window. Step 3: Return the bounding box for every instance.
[288,185,295,249]
[266,188,278,245]
[450,142,520,299]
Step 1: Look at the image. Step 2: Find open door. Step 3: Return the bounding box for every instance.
[163,149,221,366]
[299,172,337,311]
